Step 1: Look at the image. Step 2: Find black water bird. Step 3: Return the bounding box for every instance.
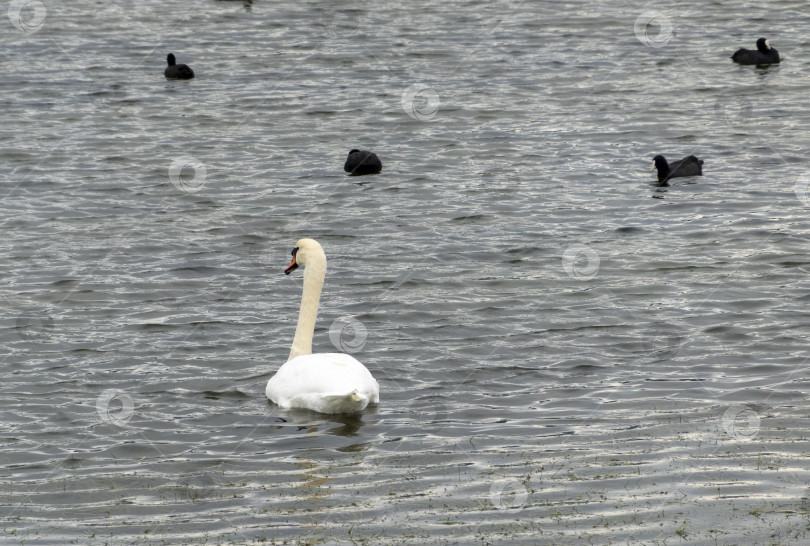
[651,155,703,184]
[731,38,780,65]
[164,53,195,79]
[344,149,382,175]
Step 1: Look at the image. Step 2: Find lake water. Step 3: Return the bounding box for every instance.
[3,0,810,543]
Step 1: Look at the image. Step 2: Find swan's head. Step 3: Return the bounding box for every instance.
[285,238,325,275]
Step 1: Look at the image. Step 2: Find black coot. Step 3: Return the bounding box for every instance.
[652,155,703,184]
[731,38,780,65]
[344,149,382,175]
[164,53,195,79]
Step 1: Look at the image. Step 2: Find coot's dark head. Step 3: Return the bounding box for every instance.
[167,53,177,66]
[652,155,668,170]
[756,38,769,53]
[348,149,360,155]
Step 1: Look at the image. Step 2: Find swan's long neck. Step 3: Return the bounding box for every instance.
[289,252,326,360]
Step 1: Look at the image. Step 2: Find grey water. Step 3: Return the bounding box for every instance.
[3,0,810,543]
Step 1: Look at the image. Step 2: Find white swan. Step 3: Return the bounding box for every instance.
[266,238,379,414]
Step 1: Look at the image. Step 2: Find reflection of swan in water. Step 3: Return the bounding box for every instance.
[296,458,332,500]
[266,239,379,414]
[273,409,367,436]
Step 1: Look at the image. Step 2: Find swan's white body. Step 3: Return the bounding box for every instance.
[266,353,379,414]
[266,239,379,414]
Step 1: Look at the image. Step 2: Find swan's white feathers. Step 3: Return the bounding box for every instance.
[266,353,379,414]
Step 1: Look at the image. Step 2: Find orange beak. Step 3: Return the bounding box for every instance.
[284,248,299,275]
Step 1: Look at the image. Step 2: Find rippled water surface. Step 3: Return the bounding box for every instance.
[3,0,810,543]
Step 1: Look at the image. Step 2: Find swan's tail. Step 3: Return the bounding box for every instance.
[321,390,369,413]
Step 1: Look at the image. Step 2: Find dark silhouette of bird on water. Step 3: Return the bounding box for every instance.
[731,38,780,65]
[344,149,382,175]
[651,155,703,185]
[164,53,195,79]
